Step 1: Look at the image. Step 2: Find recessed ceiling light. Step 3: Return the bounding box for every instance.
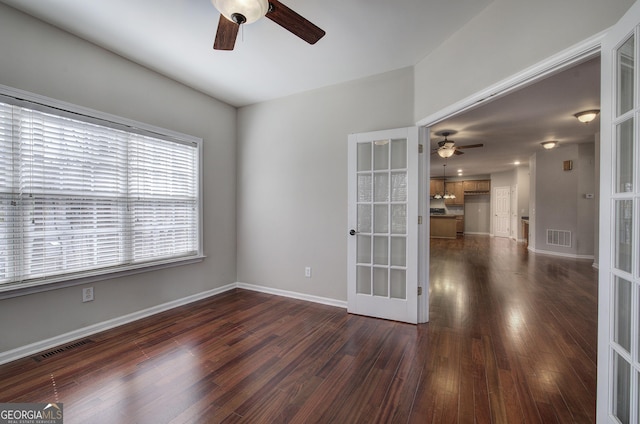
[514,161,521,165]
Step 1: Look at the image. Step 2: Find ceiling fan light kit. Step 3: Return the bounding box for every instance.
[212,0,326,51]
[212,0,268,24]
[432,131,483,158]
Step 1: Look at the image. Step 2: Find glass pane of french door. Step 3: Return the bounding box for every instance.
[355,138,408,300]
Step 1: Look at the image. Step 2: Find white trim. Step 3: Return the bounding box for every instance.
[464,231,491,236]
[415,31,605,127]
[0,283,236,366]
[236,282,347,309]
[527,247,595,260]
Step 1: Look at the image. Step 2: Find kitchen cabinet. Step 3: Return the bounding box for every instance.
[430,179,444,197]
[456,216,464,233]
[444,181,464,205]
[463,179,491,193]
[430,216,457,239]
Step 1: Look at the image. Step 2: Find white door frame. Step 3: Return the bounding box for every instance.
[415,22,606,415]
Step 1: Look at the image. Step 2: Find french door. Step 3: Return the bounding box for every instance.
[347,127,421,324]
[598,1,640,422]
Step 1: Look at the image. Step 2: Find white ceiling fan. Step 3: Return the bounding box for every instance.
[432,130,483,158]
[211,0,326,50]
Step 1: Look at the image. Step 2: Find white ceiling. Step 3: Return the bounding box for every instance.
[2,0,601,178]
[429,57,601,178]
[0,0,492,107]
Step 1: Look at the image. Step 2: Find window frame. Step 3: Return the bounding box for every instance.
[0,84,204,300]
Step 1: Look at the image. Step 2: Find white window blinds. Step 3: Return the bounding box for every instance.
[0,100,200,290]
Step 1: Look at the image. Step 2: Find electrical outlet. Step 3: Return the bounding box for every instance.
[305,267,312,278]
[82,287,94,302]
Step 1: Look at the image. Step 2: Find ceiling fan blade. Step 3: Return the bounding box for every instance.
[265,0,326,45]
[454,149,464,155]
[213,15,239,51]
[456,143,484,149]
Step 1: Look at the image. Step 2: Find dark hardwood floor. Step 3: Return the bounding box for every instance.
[0,235,598,423]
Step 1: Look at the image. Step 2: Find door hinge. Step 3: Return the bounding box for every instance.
[418,144,424,154]
[418,286,423,296]
[418,216,422,225]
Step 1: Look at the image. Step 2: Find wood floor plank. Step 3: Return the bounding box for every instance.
[0,235,598,423]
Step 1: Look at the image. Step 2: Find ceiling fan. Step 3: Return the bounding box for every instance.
[211,0,326,51]
[432,131,483,158]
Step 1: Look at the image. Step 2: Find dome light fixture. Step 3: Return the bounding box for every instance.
[574,109,600,124]
[541,141,558,150]
[211,0,269,25]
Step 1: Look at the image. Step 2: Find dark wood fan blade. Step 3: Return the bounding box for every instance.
[454,149,464,155]
[213,15,239,50]
[456,144,484,149]
[266,0,325,44]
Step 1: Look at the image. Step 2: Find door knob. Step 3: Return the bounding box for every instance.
[349,229,357,236]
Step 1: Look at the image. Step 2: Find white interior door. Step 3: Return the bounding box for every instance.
[494,186,511,238]
[347,127,419,324]
[598,1,640,422]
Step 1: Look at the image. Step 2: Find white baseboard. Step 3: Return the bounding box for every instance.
[0,283,236,366]
[527,247,595,260]
[236,282,347,309]
[0,282,347,366]
[463,232,490,236]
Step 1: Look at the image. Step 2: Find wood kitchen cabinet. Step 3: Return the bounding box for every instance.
[444,181,464,205]
[463,179,491,193]
[430,179,444,197]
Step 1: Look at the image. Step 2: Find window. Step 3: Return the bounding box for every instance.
[0,94,201,293]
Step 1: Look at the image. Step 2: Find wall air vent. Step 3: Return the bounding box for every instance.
[547,229,572,247]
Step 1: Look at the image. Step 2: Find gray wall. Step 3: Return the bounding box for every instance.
[516,166,531,238]
[533,144,596,257]
[413,0,635,122]
[237,69,414,302]
[577,143,597,256]
[0,5,237,353]
[464,195,491,235]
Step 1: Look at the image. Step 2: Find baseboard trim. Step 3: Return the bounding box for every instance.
[0,283,236,366]
[236,282,347,309]
[527,247,595,260]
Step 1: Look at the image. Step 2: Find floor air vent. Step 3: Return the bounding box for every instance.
[32,339,94,362]
[547,229,572,247]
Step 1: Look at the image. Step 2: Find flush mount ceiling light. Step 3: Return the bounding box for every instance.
[541,141,558,150]
[574,109,600,124]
